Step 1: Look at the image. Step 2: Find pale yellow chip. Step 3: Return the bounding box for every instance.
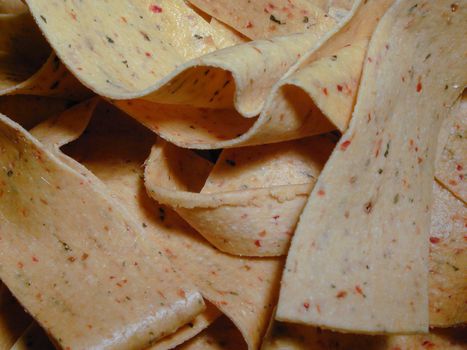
[277,0,466,333]
[21,0,338,149]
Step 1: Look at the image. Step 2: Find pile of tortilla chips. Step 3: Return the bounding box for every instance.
[0,0,465,349]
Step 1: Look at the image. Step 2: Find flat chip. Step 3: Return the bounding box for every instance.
[435,94,467,203]
[277,0,466,333]
[144,136,334,256]
[188,0,333,39]
[0,103,205,350]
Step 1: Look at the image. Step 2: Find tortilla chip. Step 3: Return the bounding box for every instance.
[188,0,334,39]
[144,136,334,256]
[435,94,466,203]
[0,0,27,14]
[429,182,467,327]
[0,286,32,350]
[0,95,73,130]
[277,0,466,333]
[0,104,206,349]
[262,321,467,349]
[0,12,90,100]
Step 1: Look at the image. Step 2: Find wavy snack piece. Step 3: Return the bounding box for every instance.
[278,0,467,333]
[435,94,466,203]
[22,0,340,148]
[0,104,206,349]
[0,0,27,14]
[117,0,390,149]
[0,12,90,100]
[144,136,334,256]
[33,101,283,350]
[262,321,467,350]
[188,0,333,39]
[0,95,73,130]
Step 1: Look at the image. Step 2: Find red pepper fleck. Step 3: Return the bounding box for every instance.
[337,84,343,92]
[303,302,310,310]
[340,140,351,151]
[121,16,127,23]
[17,262,24,269]
[449,179,457,186]
[316,304,321,313]
[68,256,76,262]
[145,52,152,58]
[336,291,347,298]
[456,164,463,171]
[70,12,77,20]
[254,240,262,247]
[178,289,186,298]
[322,87,328,96]
[416,78,423,92]
[317,189,325,196]
[355,285,365,296]
[259,230,267,237]
[272,215,280,219]
[81,253,89,261]
[430,237,441,244]
[368,57,373,63]
[149,5,163,13]
[32,256,39,263]
[246,21,253,28]
[87,324,93,330]
[451,3,459,12]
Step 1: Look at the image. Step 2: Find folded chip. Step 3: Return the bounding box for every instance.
[144,136,334,256]
[277,0,467,333]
